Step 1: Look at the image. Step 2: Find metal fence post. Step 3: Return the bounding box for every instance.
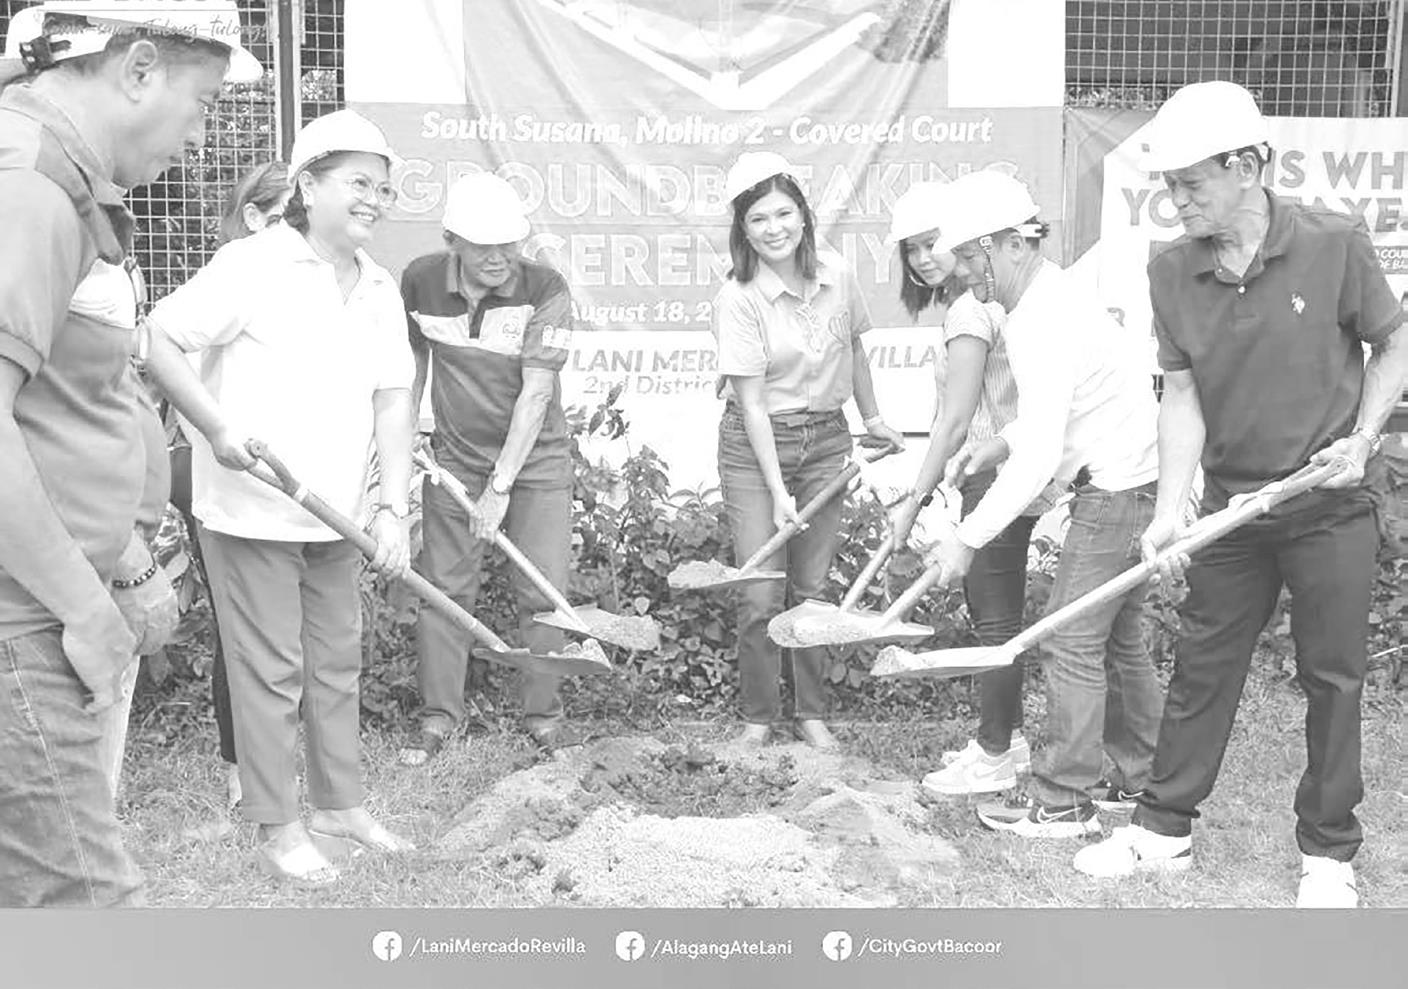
[272,0,301,160]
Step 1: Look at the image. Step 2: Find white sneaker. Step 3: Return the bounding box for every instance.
[940,735,1031,773]
[1073,824,1192,878]
[922,747,1017,796]
[1296,855,1358,908]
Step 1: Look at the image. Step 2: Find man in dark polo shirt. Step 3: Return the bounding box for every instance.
[1074,81,1407,908]
[0,2,261,907]
[400,172,578,763]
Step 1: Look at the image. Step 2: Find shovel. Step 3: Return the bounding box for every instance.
[413,451,661,651]
[244,441,612,678]
[667,439,895,593]
[871,459,1347,680]
[769,483,964,648]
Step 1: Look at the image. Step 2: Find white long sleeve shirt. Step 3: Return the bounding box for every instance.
[955,261,1159,550]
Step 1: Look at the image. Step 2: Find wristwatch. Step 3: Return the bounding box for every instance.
[489,471,513,496]
[1351,426,1382,456]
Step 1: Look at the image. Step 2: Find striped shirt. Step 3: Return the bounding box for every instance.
[942,290,1017,444]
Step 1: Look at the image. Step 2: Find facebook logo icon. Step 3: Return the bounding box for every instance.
[371,931,402,962]
[615,930,645,962]
[821,930,853,961]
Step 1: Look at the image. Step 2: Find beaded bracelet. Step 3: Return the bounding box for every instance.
[112,562,159,590]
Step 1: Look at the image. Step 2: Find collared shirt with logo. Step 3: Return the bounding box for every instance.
[1149,191,1404,510]
[402,253,573,488]
[712,249,872,415]
[149,223,415,541]
[0,84,157,638]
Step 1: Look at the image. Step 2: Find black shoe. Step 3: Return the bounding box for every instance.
[1089,779,1145,812]
[975,791,1101,839]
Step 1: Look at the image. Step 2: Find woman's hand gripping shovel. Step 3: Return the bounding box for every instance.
[667,438,897,593]
[413,450,661,652]
[243,441,611,677]
[768,481,964,647]
[871,459,1350,680]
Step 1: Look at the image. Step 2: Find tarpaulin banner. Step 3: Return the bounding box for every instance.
[1066,107,1408,372]
[346,0,1064,488]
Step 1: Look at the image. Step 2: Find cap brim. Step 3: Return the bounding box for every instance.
[224,46,264,84]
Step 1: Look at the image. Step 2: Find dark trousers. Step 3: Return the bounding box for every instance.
[960,471,1037,755]
[170,443,235,764]
[717,407,852,724]
[1135,489,1377,860]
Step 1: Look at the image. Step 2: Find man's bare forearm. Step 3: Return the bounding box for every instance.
[1357,326,1407,436]
[492,370,554,483]
[1153,373,1206,521]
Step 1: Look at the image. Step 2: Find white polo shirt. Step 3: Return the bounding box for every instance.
[955,261,1159,549]
[149,223,414,542]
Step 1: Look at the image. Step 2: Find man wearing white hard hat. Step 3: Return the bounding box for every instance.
[1074,81,1407,907]
[400,171,579,762]
[0,0,262,906]
[920,169,1164,839]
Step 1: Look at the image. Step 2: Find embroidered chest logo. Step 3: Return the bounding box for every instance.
[1290,293,1306,315]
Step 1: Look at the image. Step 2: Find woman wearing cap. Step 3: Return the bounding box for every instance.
[713,151,903,749]
[885,181,1047,797]
[144,110,416,885]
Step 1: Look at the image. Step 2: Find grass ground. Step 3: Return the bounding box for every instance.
[117,662,1405,909]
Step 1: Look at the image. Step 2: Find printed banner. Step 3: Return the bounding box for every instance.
[1066,108,1408,371]
[346,0,1064,489]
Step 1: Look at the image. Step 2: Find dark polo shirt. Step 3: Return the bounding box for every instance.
[1149,191,1403,511]
[402,252,573,488]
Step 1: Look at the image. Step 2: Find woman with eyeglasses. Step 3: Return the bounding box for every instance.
[712,152,903,750]
[164,159,291,812]
[144,111,416,886]
[884,181,1050,799]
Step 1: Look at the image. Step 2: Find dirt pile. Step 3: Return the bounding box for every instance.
[435,735,959,907]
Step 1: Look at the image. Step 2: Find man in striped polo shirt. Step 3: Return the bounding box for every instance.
[400,173,578,763]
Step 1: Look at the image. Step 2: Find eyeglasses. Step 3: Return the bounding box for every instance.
[339,174,398,207]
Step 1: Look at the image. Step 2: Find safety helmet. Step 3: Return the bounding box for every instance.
[929,171,1044,253]
[288,109,400,186]
[1138,81,1269,173]
[0,1,262,86]
[884,181,954,246]
[724,150,797,205]
[441,172,530,244]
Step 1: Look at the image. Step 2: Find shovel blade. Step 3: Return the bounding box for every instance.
[667,559,786,592]
[770,604,933,648]
[531,605,662,652]
[869,644,1015,680]
[473,639,613,677]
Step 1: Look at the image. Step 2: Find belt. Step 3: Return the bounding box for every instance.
[723,402,842,427]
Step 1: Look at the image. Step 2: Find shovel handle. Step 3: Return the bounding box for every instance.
[739,441,894,572]
[839,533,896,611]
[246,441,512,653]
[880,559,949,622]
[412,453,586,630]
[1001,460,1345,657]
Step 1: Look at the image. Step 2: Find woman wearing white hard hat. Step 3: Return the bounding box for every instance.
[885,179,1052,797]
[712,151,903,749]
[144,109,417,886]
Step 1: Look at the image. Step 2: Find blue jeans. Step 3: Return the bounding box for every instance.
[960,471,1037,756]
[0,630,145,906]
[718,406,852,723]
[1031,482,1164,809]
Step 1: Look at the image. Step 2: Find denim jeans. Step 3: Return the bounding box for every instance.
[1135,488,1376,860]
[718,406,852,723]
[960,471,1037,756]
[416,472,570,734]
[0,630,145,907]
[1030,481,1163,809]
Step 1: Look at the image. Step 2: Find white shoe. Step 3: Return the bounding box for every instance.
[940,735,1031,773]
[923,746,1017,796]
[1296,855,1358,908]
[1073,825,1192,878]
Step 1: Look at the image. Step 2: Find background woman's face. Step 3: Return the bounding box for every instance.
[743,189,804,267]
[903,228,955,286]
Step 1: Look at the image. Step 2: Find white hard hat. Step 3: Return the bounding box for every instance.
[724,150,797,204]
[288,109,401,186]
[885,181,954,246]
[442,172,530,244]
[929,171,1043,253]
[0,1,263,85]
[1139,81,1269,173]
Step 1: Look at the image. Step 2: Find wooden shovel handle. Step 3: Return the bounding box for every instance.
[739,441,895,572]
[247,441,512,652]
[881,560,948,622]
[839,533,896,611]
